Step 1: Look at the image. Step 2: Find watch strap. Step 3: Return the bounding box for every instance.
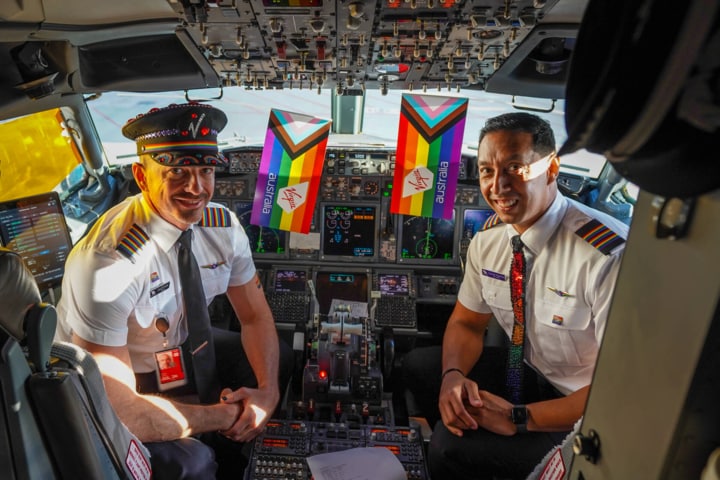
[511,405,528,434]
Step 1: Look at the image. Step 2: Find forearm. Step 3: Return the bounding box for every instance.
[441,303,490,374]
[103,372,237,442]
[75,336,239,443]
[525,385,589,432]
[227,279,280,394]
[241,319,280,392]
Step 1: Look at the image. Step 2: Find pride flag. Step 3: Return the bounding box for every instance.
[390,94,468,219]
[251,109,331,233]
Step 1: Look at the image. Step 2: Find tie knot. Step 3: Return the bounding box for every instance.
[178,229,193,250]
[511,235,524,252]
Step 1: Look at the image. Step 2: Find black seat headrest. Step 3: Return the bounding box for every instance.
[0,247,42,341]
[560,0,720,198]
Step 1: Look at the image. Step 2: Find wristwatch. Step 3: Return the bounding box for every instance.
[511,405,528,434]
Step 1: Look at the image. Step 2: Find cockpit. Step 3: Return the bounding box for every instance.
[0,0,718,479]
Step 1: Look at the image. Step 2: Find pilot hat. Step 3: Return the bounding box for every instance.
[122,102,228,166]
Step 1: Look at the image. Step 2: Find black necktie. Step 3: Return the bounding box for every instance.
[506,235,526,404]
[177,229,220,404]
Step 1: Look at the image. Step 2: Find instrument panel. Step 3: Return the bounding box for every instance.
[215,145,485,269]
[244,419,429,480]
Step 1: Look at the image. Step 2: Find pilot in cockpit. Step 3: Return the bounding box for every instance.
[54,102,293,480]
[402,112,629,479]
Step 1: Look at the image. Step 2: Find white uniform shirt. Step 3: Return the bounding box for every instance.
[457,194,629,395]
[56,194,255,373]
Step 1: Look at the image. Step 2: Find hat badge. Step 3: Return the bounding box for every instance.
[183,112,209,139]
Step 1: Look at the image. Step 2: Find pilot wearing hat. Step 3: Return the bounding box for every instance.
[56,102,293,480]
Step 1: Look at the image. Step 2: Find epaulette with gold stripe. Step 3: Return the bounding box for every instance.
[198,206,231,228]
[116,224,149,262]
[481,213,502,231]
[575,219,625,255]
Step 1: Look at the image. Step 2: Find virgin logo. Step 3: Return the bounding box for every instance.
[277,182,309,213]
[402,167,434,197]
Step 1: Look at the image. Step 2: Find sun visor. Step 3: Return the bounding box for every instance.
[559,0,720,198]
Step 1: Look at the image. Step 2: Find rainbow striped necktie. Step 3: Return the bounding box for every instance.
[506,235,526,404]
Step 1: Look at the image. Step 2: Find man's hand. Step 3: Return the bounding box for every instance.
[218,386,279,442]
[464,390,516,436]
[438,372,483,437]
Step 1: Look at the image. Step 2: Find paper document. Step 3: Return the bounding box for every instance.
[306,446,407,480]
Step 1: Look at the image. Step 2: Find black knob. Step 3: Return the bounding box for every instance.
[573,429,600,464]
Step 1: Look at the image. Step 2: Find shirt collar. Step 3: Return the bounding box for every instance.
[139,196,187,254]
[505,193,568,256]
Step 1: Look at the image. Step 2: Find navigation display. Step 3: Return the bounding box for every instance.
[0,192,73,290]
[274,269,307,293]
[233,201,288,258]
[398,211,457,265]
[320,204,377,261]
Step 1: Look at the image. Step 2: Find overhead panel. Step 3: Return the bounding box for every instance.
[165,0,569,95]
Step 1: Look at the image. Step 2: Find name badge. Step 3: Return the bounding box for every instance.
[150,282,170,298]
[154,347,188,391]
[482,269,507,281]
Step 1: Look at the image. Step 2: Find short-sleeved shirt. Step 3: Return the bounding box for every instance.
[457,194,628,395]
[56,194,255,373]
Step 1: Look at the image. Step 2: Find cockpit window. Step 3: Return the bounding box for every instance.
[87,89,572,168]
[0,108,83,202]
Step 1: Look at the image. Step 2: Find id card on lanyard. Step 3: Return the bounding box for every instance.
[154,347,188,391]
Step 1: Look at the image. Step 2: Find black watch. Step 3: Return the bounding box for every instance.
[511,405,528,434]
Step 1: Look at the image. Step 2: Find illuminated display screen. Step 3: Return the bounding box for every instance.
[0,192,73,290]
[320,204,377,260]
[377,273,409,296]
[233,201,287,257]
[262,0,322,5]
[462,208,496,240]
[261,438,289,448]
[314,271,368,316]
[398,211,456,264]
[274,269,307,293]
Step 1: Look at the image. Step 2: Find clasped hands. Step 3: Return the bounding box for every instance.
[438,375,516,437]
[217,386,278,443]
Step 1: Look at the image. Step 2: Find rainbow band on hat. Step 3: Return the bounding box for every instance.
[142,140,220,153]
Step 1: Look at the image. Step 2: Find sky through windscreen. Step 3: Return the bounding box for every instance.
[88,88,605,178]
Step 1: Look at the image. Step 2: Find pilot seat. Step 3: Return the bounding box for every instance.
[0,247,151,480]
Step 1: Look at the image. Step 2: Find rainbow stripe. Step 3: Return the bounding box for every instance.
[199,207,231,227]
[251,109,330,233]
[143,141,218,152]
[391,94,468,219]
[575,219,625,254]
[116,224,149,262]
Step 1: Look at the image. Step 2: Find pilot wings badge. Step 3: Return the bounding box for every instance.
[547,287,574,298]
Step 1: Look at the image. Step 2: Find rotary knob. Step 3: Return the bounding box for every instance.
[573,429,600,464]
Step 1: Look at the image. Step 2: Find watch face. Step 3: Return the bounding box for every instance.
[512,406,528,425]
